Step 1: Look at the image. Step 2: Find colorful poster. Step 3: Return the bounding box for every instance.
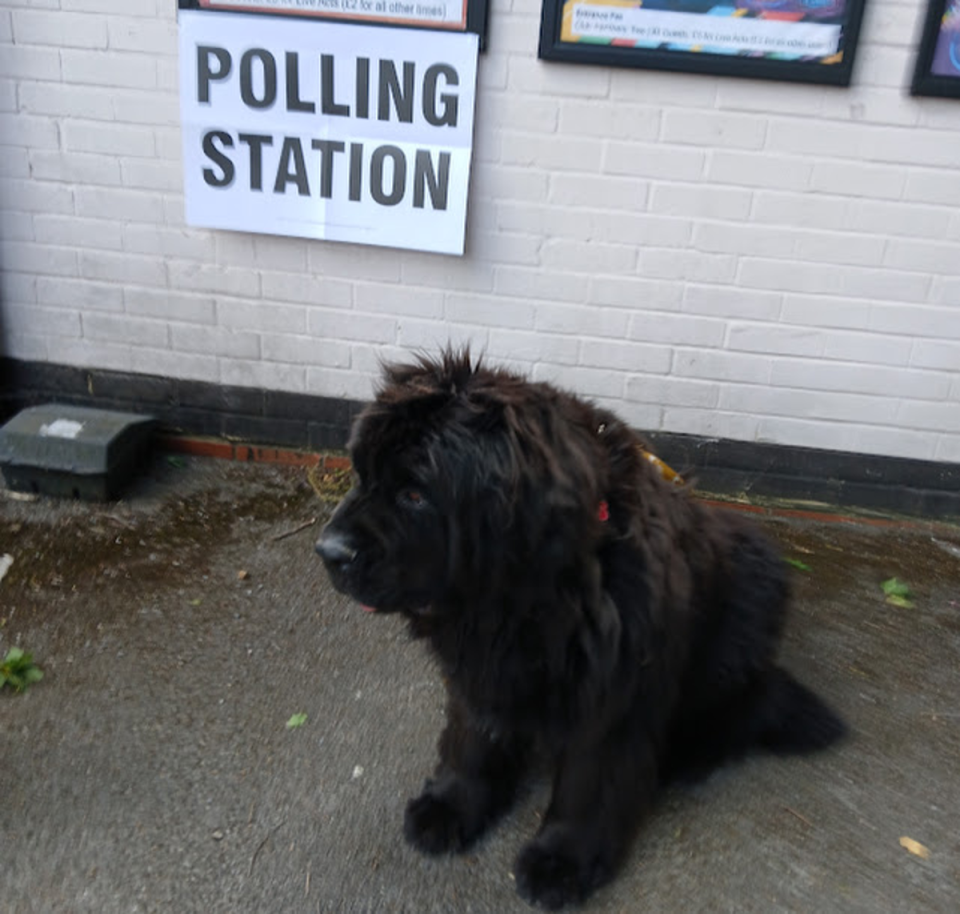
[539,0,867,85]
[930,0,960,78]
[912,0,960,97]
[178,10,479,255]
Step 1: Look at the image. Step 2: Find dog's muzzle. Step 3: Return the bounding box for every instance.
[315,529,358,572]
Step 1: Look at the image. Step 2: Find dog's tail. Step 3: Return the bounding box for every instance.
[757,667,847,755]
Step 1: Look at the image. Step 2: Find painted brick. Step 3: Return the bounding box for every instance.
[106,17,177,55]
[63,120,155,157]
[844,199,952,240]
[870,302,960,339]
[539,239,637,275]
[494,266,589,304]
[169,324,259,359]
[720,384,899,425]
[751,190,850,230]
[0,45,60,80]
[260,271,353,308]
[4,303,80,338]
[726,323,826,358]
[558,100,660,142]
[899,400,960,434]
[84,312,168,348]
[395,318,487,353]
[639,249,737,284]
[683,285,781,321]
[63,0,156,14]
[780,294,868,331]
[13,9,107,48]
[555,366,625,399]
[604,142,706,181]
[903,168,960,206]
[673,349,772,385]
[0,113,59,149]
[589,276,683,312]
[0,271,37,304]
[662,407,760,442]
[308,308,397,344]
[167,261,260,298]
[140,349,219,384]
[824,330,913,367]
[34,214,123,251]
[81,249,166,286]
[629,311,725,347]
[0,78,16,113]
[885,239,960,276]
[354,282,444,318]
[261,334,351,367]
[911,339,960,372]
[661,109,767,150]
[120,158,181,191]
[1,240,78,277]
[61,49,156,88]
[76,186,164,222]
[609,69,717,108]
[123,225,216,261]
[126,288,216,325]
[29,150,120,185]
[580,339,671,374]
[0,210,32,242]
[809,161,907,200]
[46,336,134,371]
[502,132,603,173]
[549,174,649,212]
[447,292,535,330]
[306,366,376,402]
[626,375,719,409]
[509,56,611,99]
[487,329,580,366]
[693,222,795,260]
[770,359,951,401]
[37,277,123,312]
[707,150,812,192]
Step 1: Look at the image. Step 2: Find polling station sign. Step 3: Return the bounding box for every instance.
[178,10,479,254]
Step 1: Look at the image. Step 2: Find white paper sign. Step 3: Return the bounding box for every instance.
[178,10,479,254]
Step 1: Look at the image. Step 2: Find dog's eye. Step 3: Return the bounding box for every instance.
[398,488,428,509]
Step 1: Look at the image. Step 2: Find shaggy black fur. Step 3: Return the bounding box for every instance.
[316,350,846,909]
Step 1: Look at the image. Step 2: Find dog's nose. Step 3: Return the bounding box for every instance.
[315,530,358,568]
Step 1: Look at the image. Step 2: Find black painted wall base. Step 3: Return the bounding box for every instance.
[2,357,957,519]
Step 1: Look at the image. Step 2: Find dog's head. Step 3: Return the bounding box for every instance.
[315,350,606,617]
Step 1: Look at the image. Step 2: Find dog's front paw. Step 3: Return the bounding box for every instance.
[514,827,607,910]
[404,789,472,855]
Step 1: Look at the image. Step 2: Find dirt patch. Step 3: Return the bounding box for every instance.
[0,456,319,630]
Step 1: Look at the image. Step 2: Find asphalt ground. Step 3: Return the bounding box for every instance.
[2,455,958,913]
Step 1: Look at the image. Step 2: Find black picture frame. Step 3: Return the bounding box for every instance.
[538,0,867,86]
[911,0,960,97]
[177,0,489,49]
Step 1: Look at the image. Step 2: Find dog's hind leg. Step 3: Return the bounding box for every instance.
[404,696,528,856]
[664,667,846,782]
[754,666,847,754]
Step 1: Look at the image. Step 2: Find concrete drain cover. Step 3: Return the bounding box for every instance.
[0,404,156,501]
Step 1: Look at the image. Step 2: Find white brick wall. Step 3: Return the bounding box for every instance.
[1,0,959,464]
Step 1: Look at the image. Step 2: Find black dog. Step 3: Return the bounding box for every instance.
[316,350,845,909]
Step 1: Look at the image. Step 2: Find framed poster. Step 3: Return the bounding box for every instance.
[178,0,489,46]
[912,0,960,97]
[538,0,868,86]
